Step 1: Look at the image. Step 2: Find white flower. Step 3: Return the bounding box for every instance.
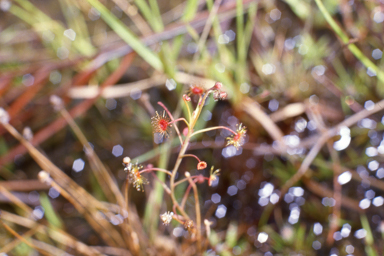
[160,211,174,225]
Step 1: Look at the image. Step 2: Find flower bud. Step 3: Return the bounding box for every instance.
[219,91,227,100]
[183,94,191,102]
[123,157,131,165]
[213,82,223,90]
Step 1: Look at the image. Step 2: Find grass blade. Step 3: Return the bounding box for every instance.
[86,0,163,71]
[314,0,384,83]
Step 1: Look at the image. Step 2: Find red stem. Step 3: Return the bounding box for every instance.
[181,154,201,162]
[157,102,174,120]
[139,167,172,176]
[168,118,187,125]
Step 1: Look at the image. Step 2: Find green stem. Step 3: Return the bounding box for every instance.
[314,0,384,83]
[185,172,201,253]
[170,89,211,219]
[190,126,236,138]
[169,118,189,127]
[170,130,192,219]
[183,99,192,123]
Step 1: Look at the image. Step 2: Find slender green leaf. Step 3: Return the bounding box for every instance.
[182,0,199,22]
[314,0,384,83]
[225,222,238,248]
[148,0,164,31]
[87,0,163,71]
[134,0,161,32]
[40,193,63,229]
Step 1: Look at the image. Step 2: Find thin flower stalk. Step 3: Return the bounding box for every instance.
[174,175,209,187]
[190,126,237,138]
[168,117,189,127]
[169,129,192,219]
[181,183,192,209]
[150,172,171,195]
[180,154,201,162]
[171,214,185,225]
[185,172,201,252]
[169,100,208,218]
[139,167,172,177]
[183,94,192,122]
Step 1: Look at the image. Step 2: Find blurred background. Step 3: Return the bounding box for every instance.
[1,0,384,255]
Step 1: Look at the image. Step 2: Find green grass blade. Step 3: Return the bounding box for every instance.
[148,0,164,32]
[182,0,200,22]
[236,0,245,64]
[361,214,378,256]
[134,0,162,32]
[284,0,310,19]
[86,0,163,71]
[314,0,384,83]
[40,193,63,229]
[244,3,257,57]
[12,0,95,56]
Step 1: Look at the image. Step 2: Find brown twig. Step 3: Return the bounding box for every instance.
[240,96,284,142]
[0,53,136,168]
[0,180,50,191]
[303,178,361,211]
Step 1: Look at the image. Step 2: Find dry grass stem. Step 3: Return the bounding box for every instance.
[67,72,216,99]
[0,219,52,256]
[241,97,284,142]
[59,107,126,209]
[280,99,384,198]
[0,185,32,215]
[0,225,39,254]
[1,210,104,255]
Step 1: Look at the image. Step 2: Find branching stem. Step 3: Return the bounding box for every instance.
[168,117,189,127]
[139,168,172,176]
[185,172,201,253]
[190,125,236,138]
[180,154,201,163]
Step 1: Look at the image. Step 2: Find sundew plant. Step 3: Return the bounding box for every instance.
[122,82,246,253]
